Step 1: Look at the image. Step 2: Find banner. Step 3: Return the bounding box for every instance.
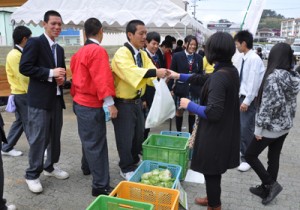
[241,0,267,35]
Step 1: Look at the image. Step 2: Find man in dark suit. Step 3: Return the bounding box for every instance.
[142,31,164,140]
[20,10,69,194]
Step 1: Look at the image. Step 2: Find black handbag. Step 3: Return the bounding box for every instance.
[173,81,189,97]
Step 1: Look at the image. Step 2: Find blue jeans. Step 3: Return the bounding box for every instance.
[240,97,256,162]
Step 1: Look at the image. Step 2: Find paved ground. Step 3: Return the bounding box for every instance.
[1,92,300,210]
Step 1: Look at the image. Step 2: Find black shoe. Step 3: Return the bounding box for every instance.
[249,184,268,199]
[262,181,283,205]
[92,186,114,197]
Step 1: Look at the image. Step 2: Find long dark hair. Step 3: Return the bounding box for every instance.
[256,43,294,106]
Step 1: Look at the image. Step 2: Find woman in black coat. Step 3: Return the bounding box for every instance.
[168,32,240,210]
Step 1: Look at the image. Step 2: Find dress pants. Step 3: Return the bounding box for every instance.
[25,97,63,180]
[73,102,110,189]
[245,133,287,185]
[0,142,7,210]
[112,100,144,173]
[240,97,256,162]
[2,94,29,152]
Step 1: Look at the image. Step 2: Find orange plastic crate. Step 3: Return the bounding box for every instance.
[109,181,180,210]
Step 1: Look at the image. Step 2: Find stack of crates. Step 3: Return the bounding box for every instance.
[142,133,189,180]
[160,131,192,160]
[110,181,180,210]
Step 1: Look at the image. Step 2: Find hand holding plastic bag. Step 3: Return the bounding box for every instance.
[145,78,175,128]
[5,95,16,113]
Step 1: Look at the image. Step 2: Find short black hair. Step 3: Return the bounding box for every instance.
[257,47,262,52]
[164,35,172,42]
[176,39,183,47]
[84,18,102,37]
[233,30,253,49]
[126,19,145,41]
[205,32,236,64]
[146,31,160,43]
[161,40,172,49]
[13,26,32,45]
[184,35,198,51]
[44,10,62,23]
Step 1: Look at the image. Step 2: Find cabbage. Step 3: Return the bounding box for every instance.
[158,174,170,182]
[140,168,175,188]
[160,169,171,177]
[151,169,160,176]
[141,172,152,180]
[149,175,160,185]
[164,181,173,188]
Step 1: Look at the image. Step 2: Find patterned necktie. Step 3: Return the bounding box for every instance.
[187,54,194,72]
[152,54,159,67]
[187,54,193,63]
[136,52,142,67]
[52,44,57,66]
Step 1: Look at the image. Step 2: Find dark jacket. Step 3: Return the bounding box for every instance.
[169,51,203,97]
[0,114,7,143]
[141,50,164,108]
[20,34,66,110]
[191,64,240,175]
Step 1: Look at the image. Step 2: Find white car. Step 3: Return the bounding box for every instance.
[291,45,300,61]
[264,44,274,60]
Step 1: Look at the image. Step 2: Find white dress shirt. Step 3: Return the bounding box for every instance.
[239,49,265,105]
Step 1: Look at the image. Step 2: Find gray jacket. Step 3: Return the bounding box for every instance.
[255,69,300,138]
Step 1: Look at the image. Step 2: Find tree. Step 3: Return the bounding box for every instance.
[258,9,285,30]
[261,9,284,19]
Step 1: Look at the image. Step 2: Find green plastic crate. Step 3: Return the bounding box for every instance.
[86,195,154,210]
[142,134,189,179]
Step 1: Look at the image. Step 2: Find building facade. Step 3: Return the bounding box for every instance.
[281,18,300,38]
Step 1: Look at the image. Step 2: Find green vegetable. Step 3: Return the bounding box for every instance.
[140,168,175,188]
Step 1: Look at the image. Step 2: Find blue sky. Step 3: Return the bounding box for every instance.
[188,0,300,24]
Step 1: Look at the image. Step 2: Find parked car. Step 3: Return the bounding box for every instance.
[264,44,274,60]
[291,45,300,61]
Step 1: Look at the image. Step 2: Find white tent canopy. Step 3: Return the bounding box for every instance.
[11,0,212,37]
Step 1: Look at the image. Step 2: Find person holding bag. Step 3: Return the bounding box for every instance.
[168,32,240,210]
[169,35,204,134]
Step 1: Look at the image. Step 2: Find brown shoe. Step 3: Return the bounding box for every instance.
[207,205,221,210]
[195,196,208,206]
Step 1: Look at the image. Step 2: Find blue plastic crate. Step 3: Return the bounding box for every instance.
[103,106,110,122]
[160,131,190,138]
[160,131,193,160]
[129,160,182,189]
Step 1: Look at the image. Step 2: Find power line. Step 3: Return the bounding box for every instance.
[193,7,300,12]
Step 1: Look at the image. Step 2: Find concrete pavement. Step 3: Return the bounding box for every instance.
[1,93,300,210]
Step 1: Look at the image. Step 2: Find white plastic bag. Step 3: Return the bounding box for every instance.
[145,78,175,128]
[5,95,16,113]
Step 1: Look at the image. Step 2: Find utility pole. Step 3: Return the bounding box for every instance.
[183,0,189,37]
[190,0,198,19]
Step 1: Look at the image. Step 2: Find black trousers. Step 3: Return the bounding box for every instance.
[112,101,144,173]
[204,174,222,207]
[245,133,287,185]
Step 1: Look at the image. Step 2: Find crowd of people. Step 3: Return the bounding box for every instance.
[1,9,300,210]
